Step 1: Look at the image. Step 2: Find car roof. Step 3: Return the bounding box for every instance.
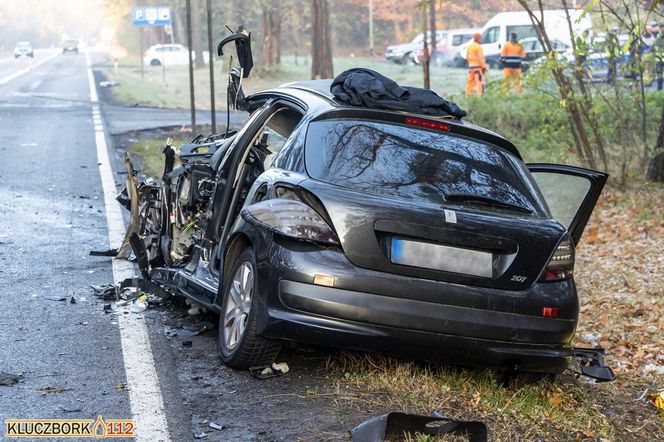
[248,79,522,159]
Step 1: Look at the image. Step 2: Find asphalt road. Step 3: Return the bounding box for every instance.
[0,50,349,441]
[0,48,125,420]
[0,50,192,441]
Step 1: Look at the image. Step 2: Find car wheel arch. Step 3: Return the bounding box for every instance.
[217,246,282,369]
[221,233,253,296]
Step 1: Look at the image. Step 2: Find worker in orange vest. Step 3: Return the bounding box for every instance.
[465,33,488,96]
[500,32,527,93]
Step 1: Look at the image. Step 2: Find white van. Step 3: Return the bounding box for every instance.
[456,10,592,67]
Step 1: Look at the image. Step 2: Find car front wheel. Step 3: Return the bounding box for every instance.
[150,58,161,66]
[218,248,281,369]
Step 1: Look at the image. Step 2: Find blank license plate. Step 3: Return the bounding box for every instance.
[391,238,493,278]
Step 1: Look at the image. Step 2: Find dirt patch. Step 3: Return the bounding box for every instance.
[145,299,353,441]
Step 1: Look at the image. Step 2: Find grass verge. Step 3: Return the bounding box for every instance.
[107,54,468,110]
[315,351,663,441]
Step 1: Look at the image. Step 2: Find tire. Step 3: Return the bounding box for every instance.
[402,52,418,66]
[218,248,282,369]
[150,58,161,66]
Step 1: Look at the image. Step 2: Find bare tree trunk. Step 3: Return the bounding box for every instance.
[393,20,402,44]
[173,0,185,44]
[429,0,437,61]
[405,13,414,37]
[657,103,664,151]
[260,1,282,67]
[192,0,203,69]
[646,103,664,182]
[261,7,273,66]
[274,1,281,65]
[311,0,333,79]
[421,6,430,89]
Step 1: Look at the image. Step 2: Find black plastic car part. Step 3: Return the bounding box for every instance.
[569,347,615,382]
[350,412,487,442]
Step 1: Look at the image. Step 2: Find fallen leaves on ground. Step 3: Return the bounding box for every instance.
[574,183,664,380]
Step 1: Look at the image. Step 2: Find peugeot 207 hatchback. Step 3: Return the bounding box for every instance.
[130,81,606,376]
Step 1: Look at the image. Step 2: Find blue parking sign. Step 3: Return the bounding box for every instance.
[132,6,172,26]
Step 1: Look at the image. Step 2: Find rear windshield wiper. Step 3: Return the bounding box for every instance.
[444,192,533,213]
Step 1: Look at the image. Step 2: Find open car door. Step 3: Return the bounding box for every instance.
[528,164,608,245]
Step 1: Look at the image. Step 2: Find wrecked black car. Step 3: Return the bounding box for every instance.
[117,30,607,376]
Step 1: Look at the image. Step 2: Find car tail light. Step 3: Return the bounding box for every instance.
[405,117,451,132]
[539,235,575,282]
[241,199,340,246]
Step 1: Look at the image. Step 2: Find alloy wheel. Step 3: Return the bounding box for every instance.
[222,261,254,351]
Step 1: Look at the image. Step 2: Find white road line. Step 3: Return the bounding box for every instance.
[85,51,171,442]
[0,51,59,85]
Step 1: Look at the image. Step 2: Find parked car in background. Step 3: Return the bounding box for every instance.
[384,31,446,65]
[436,28,477,65]
[519,37,569,71]
[413,28,478,65]
[14,41,34,58]
[529,33,631,81]
[143,44,194,66]
[455,10,592,68]
[62,40,79,55]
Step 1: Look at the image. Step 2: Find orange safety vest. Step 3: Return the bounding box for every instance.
[500,41,526,68]
[467,42,487,68]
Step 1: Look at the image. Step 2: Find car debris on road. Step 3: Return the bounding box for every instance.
[0,372,21,386]
[249,362,290,380]
[568,347,616,383]
[208,422,225,431]
[350,411,488,442]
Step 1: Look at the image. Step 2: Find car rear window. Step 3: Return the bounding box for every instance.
[305,119,542,214]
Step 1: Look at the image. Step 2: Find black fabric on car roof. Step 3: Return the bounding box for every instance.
[330,68,467,119]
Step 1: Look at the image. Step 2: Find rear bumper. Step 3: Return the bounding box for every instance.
[253,236,578,373]
[266,300,572,373]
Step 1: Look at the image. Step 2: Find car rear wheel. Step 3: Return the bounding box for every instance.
[401,52,418,66]
[150,58,161,66]
[218,248,281,369]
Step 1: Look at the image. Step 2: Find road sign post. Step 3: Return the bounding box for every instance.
[131,6,172,84]
[206,0,216,132]
[185,0,196,131]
